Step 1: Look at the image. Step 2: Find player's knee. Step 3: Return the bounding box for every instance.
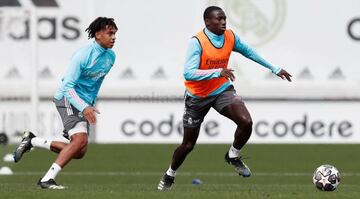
[70,138,88,159]
[71,134,88,149]
[237,116,253,128]
[74,139,88,149]
[244,118,253,130]
[78,140,88,151]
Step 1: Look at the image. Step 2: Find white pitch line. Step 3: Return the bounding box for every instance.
[10,171,360,177]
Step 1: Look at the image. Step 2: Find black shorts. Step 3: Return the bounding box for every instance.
[182,85,244,128]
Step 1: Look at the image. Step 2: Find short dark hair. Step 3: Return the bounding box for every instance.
[85,17,118,39]
[203,6,223,20]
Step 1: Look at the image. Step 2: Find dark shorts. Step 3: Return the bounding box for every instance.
[54,97,89,140]
[183,85,244,128]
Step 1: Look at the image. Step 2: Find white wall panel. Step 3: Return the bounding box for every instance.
[0,0,359,98]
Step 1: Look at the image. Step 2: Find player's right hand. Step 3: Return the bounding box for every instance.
[220,68,235,81]
[83,106,100,124]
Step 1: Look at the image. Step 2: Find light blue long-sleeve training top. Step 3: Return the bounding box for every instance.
[54,40,115,112]
[184,28,281,97]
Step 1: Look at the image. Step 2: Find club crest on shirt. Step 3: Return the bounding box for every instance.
[85,71,107,81]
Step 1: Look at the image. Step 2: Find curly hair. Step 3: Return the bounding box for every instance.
[85,17,118,39]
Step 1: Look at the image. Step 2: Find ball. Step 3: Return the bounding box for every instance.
[312,164,341,191]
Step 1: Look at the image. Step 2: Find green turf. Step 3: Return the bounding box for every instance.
[0,144,359,199]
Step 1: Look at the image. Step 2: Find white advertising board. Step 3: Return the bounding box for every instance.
[96,101,360,144]
[1,100,359,144]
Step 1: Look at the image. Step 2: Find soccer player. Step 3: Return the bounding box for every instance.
[157,6,292,191]
[13,17,117,189]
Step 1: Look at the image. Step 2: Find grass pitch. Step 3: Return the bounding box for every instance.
[0,144,359,199]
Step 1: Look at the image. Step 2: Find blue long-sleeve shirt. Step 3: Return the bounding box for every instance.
[184,28,281,97]
[54,40,115,112]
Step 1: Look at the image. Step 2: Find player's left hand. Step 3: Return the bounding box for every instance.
[83,106,100,124]
[277,69,292,82]
[220,68,235,81]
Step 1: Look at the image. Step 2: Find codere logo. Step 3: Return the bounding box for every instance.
[0,0,58,7]
[0,0,80,41]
